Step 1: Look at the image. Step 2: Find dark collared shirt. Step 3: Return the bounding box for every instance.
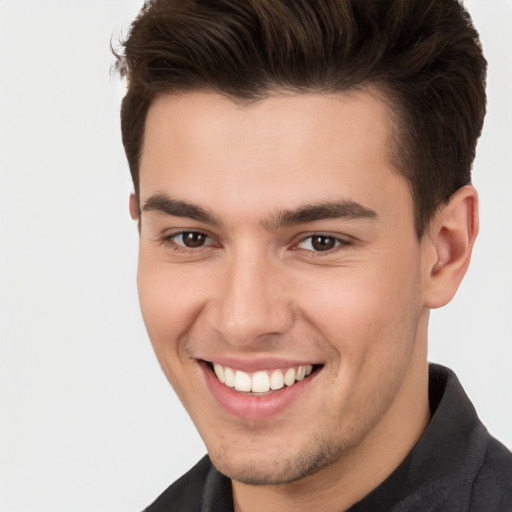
[144,365,512,511]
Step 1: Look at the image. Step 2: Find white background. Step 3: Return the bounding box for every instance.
[0,1,511,511]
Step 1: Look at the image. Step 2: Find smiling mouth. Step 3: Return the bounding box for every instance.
[207,362,321,394]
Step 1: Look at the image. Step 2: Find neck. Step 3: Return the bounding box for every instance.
[232,326,430,512]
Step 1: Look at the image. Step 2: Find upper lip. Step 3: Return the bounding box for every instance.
[198,355,322,372]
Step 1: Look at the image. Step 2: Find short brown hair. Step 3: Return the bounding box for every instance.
[116,0,487,236]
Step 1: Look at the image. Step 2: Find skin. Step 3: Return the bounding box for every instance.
[131,90,478,511]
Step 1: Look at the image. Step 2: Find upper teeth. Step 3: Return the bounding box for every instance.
[212,363,313,393]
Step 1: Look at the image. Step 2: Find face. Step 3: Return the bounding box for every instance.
[135,91,430,485]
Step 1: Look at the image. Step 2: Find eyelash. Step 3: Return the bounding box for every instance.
[295,234,354,260]
[159,230,217,253]
[159,230,352,256]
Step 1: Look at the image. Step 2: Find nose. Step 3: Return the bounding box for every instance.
[205,247,295,347]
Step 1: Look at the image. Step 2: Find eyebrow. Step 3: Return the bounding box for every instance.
[263,200,378,230]
[142,194,223,226]
[141,194,377,229]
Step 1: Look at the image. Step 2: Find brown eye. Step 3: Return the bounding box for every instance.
[176,232,208,248]
[311,236,336,251]
[296,235,343,252]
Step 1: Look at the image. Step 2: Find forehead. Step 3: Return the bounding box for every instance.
[139,90,411,224]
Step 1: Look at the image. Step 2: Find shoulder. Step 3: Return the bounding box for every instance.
[430,365,512,511]
[143,456,213,512]
[470,436,512,512]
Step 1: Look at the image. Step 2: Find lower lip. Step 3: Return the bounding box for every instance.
[201,363,317,421]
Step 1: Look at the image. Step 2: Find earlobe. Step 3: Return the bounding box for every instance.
[129,193,140,220]
[422,185,479,309]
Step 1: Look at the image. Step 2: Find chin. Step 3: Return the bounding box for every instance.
[207,435,348,485]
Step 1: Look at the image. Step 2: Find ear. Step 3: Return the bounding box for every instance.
[129,193,140,220]
[422,185,479,309]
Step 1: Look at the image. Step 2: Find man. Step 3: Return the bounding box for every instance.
[116,0,512,510]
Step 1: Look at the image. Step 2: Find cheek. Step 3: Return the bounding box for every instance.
[294,254,423,359]
[137,259,212,409]
[136,255,205,368]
